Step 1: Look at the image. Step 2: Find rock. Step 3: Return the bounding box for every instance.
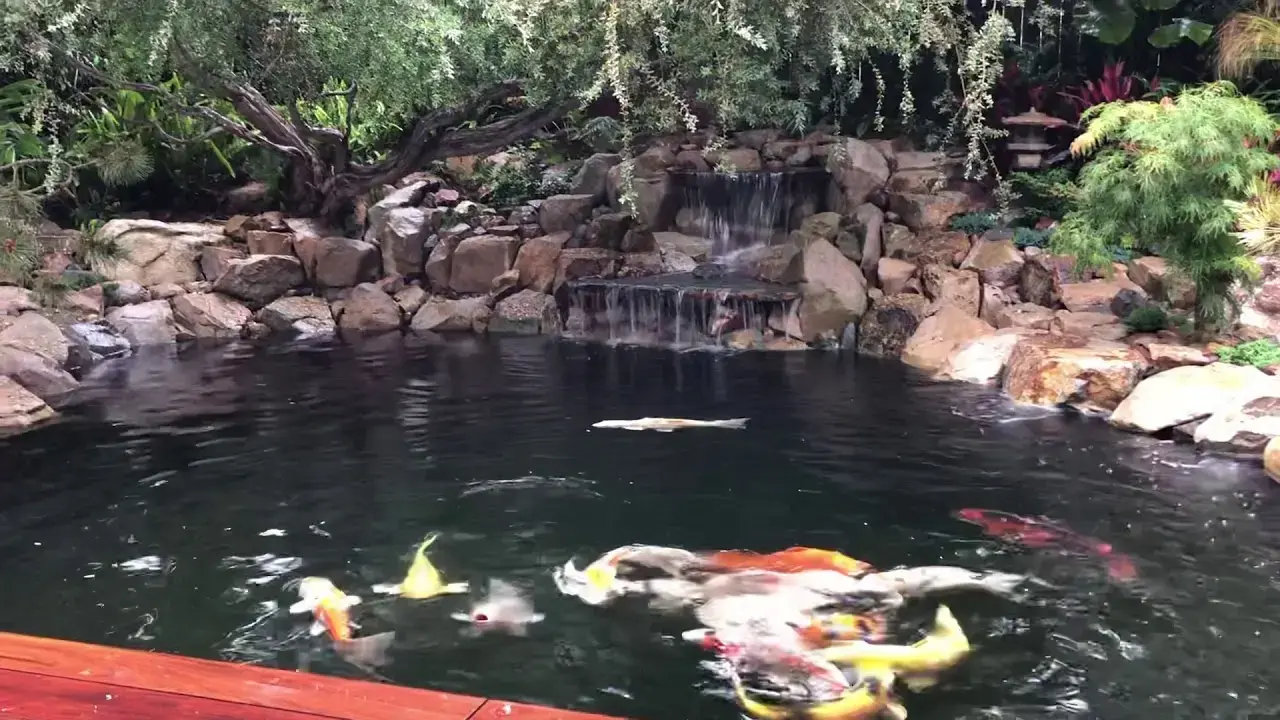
[1138,342,1214,372]
[606,165,671,230]
[246,231,295,256]
[1052,310,1125,341]
[105,281,150,306]
[64,285,105,318]
[1003,333,1147,411]
[1266,434,1280,482]
[0,287,38,316]
[935,329,1025,385]
[709,148,763,172]
[1110,363,1267,433]
[93,219,226,286]
[882,224,915,258]
[1126,256,1168,297]
[555,248,619,287]
[960,238,1024,287]
[1193,381,1280,453]
[433,188,461,206]
[424,241,453,292]
[590,212,633,250]
[381,206,440,277]
[258,296,336,337]
[1110,287,1150,319]
[337,283,403,333]
[393,285,429,317]
[170,292,251,339]
[572,153,623,203]
[1018,254,1074,308]
[791,212,842,248]
[311,237,380,288]
[150,283,185,300]
[490,290,560,334]
[515,233,569,294]
[992,302,1055,330]
[856,293,931,357]
[66,321,131,360]
[1060,277,1145,314]
[450,235,520,293]
[621,227,656,254]
[0,312,69,366]
[200,246,246,282]
[539,194,596,235]
[979,284,1012,327]
[894,231,971,267]
[921,264,980,316]
[825,139,891,212]
[876,258,917,295]
[0,376,56,431]
[212,255,305,308]
[796,287,856,343]
[106,300,177,346]
[654,232,712,263]
[410,296,492,333]
[365,180,429,243]
[792,238,869,321]
[901,304,995,373]
[887,191,973,231]
[619,252,665,277]
[0,346,78,398]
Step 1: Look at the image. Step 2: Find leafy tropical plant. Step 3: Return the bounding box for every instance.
[1052,82,1279,332]
[1215,338,1280,366]
[1060,62,1151,117]
[1082,0,1214,48]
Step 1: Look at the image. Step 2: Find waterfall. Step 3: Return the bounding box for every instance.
[671,169,831,261]
[561,275,800,350]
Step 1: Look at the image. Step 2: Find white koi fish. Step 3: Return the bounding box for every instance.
[590,417,749,432]
[450,578,545,636]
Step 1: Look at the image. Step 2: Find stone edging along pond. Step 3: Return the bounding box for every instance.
[1,132,1279,480]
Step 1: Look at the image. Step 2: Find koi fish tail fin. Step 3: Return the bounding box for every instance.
[886,700,910,720]
[417,533,440,554]
[334,631,396,669]
[442,581,470,594]
[714,418,749,429]
[978,571,1033,598]
[727,668,788,720]
[527,612,546,624]
[370,583,403,596]
[287,598,318,614]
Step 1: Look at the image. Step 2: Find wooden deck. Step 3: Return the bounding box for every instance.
[0,632,625,720]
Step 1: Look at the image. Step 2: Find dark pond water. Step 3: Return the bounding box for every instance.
[1,335,1278,719]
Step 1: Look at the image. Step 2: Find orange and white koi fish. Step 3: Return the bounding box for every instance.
[702,547,873,577]
[288,577,395,668]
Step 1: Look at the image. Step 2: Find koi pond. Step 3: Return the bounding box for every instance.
[0,335,1277,719]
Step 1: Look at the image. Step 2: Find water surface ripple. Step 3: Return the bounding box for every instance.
[0,336,1276,719]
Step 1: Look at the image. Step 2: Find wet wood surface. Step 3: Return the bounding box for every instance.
[0,632,624,720]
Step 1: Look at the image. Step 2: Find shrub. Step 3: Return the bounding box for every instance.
[1009,168,1079,221]
[1013,226,1052,249]
[1216,338,1280,367]
[1124,305,1169,333]
[948,212,998,235]
[1051,82,1280,332]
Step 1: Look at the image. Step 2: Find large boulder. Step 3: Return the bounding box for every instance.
[991,302,1055,331]
[364,180,429,244]
[921,264,980,316]
[93,219,225,286]
[0,346,78,398]
[1051,310,1126,342]
[708,147,762,172]
[555,249,620,288]
[877,258,917,295]
[572,153,623,203]
[1190,379,1280,453]
[246,230,294,256]
[654,232,712,263]
[934,329,1026,385]
[1060,277,1145,314]
[1110,363,1267,434]
[296,236,380,288]
[336,283,402,333]
[539,194,596,235]
[0,312,70,366]
[514,233,569,294]
[824,139,891,213]
[381,206,441,278]
[258,296,336,337]
[1003,333,1148,411]
[1018,254,1074,308]
[856,293,931,358]
[901,304,995,373]
[960,238,1024,287]
[0,287,38,316]
[887,191,973,232]
[0,376,56,432]
[212,255,305,308]
[449,236,520,293]
[171,292,252,339]
[606,149,674,229]
[424,241,454,292]
[792,239,868,320]
[490,290,560,334]
[410,296,492,333]
[65,321,131,361]
[790,212,843,249]
[106,300,178,346]
[1266,434,1280,482]
[200,246,246,282]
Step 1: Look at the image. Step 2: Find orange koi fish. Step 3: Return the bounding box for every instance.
[793,612,888,648]
[703,547,873,577]
[288,577,395,668]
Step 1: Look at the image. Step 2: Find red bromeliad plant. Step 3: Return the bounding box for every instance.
[1060,61,1154,118]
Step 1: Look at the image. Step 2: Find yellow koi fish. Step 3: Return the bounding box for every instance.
[730,663,906,720]
[819,605,971,691]
[372,533,469,599]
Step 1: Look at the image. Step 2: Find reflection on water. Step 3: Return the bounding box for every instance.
[0,336,1278,719]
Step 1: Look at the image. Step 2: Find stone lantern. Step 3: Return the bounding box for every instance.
[1002,110,1069,170]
